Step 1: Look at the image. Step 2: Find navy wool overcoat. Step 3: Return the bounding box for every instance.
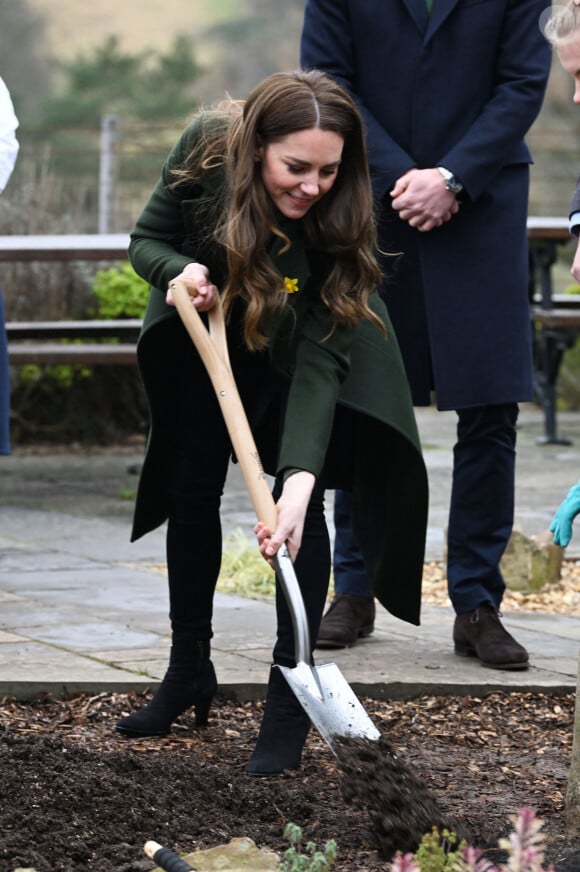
[302,0,552,409]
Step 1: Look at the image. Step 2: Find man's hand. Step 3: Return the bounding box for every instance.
[166,262,218,311]
[391,168,460,232]
[254,471,316,563]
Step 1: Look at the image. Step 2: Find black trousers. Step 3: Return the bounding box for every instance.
[164,336,330,667]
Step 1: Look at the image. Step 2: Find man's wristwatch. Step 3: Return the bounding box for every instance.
[436,166,463,194]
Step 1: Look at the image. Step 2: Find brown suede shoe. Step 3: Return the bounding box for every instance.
[453,602,529,670]
[316,593,375,649]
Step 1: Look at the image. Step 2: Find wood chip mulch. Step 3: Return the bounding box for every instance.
[422,559,580,615]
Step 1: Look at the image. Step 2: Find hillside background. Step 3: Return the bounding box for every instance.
[0,0,577,219]
[28,0,238,56]
[25,0,303,102]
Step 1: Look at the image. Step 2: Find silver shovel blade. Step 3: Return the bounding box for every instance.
[277,661,381,752]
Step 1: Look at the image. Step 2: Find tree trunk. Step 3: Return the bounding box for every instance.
[566,652,580,837]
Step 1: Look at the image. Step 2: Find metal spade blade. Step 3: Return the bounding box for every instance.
[273,545,380,751]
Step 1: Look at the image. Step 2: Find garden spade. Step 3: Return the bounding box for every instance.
[170,279,380,752]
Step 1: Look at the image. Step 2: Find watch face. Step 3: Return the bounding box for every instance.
[437,166,462,194]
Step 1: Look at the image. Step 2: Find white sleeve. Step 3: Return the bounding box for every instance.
[0,76,19,193]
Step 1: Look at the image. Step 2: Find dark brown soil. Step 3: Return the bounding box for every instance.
[0,690,578,871]
[335,734,459,858]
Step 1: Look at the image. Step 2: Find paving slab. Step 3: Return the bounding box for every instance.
[0,404,579,702]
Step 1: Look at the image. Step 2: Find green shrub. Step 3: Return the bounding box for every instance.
[91,262,149,318]
[410,827,464,871]
[10,263,150,445]
[17,358,92,389]
[11,363,148,444]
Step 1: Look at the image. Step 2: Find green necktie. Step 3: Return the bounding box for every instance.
[426,0,433,12]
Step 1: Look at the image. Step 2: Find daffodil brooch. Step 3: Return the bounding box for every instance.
[284,276,299,294]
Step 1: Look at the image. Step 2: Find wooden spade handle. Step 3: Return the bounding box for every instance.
[170,279,278,531]
[170,278,312,664]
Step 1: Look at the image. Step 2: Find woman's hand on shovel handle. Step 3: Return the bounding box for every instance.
[255,471,316,564]
[166,262,218,311]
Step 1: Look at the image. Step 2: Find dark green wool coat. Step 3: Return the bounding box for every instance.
[129,114,428,626]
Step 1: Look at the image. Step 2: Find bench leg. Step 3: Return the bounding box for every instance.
[535,327,572,445]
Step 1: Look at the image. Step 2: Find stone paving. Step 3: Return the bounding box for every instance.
[0,404,578,701]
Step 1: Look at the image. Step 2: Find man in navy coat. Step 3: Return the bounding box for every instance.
[546,1,580,546]
[301,0,551,667]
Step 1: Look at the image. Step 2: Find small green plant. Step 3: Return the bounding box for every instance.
[388,808,555,872]
[279,822,338,871]
[13,263,148,409]
[91,262,149,318]
[411,827,464,872]
[17,357,93,388]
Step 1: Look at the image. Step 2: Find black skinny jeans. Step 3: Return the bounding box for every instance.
[165,336,331,667]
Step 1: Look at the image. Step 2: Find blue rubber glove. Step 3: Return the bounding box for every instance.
[550,480,580,547]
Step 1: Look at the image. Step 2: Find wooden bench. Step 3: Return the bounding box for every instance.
[2,228,580,442]
[528,217,580,444]
[0,233,130,262]
[6,319,141,366]
[531,306,580,328]
[530,295,580,328]
[1,234,139,367]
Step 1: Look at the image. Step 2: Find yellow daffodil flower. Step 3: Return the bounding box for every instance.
[284,276,299,294]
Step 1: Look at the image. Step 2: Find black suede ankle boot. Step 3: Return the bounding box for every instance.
[245,665,311,776]
[116,639,216,737]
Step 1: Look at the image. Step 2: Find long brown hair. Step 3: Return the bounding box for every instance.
[178,70,383,350]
